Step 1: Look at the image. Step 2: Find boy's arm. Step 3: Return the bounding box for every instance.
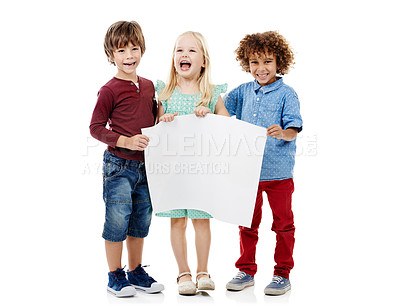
[267,89,302,141]
[90,86,149,151]
[116,134,149,151]
[281,90,303,134]
[89,87,121,148]
[267,125,298,141]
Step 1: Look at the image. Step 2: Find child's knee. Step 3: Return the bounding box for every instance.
[271,221,295,233]
[191,218,210,230]
[171,217,188,230]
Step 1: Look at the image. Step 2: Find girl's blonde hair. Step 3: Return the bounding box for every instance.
[158,31,213,107]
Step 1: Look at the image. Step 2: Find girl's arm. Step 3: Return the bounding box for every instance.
[194,96,230,117]
[214,96,230,116]
[156,103,165,123]
[157,103,178,123]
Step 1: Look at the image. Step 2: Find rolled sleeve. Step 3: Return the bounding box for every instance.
[282,91,303,133]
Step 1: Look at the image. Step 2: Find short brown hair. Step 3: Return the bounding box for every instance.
[104,21,146,65]
[235,31,294,75]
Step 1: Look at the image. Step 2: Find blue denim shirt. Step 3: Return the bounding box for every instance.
[224,78,303,181]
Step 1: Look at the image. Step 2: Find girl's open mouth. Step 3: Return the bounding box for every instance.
[180,61,191,70]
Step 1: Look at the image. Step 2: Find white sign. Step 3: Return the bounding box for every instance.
[142,114,267,227]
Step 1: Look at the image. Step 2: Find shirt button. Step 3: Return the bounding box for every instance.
[136,90,140,93]
[130,82,134,85]
[257,98,260,101]
[253,114,257,117]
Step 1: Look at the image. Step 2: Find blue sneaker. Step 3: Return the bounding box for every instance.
[107,268,137,297]
[264,275,291,295]
[127,264,164,293]
[226,271,255,291]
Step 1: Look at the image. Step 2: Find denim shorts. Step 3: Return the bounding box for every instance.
[102,151,152,242]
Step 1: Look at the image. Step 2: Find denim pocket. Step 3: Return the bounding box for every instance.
[103,160,123,179]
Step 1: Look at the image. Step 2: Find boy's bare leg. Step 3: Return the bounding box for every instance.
[171,217,191,282]
[126,236,144,271]
[105,240,123,272]
[192,219,211,278]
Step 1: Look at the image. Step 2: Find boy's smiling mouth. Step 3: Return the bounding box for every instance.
[124,62,135,66]
[257,73,269,79]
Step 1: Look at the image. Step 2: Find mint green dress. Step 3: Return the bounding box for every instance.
[155,80,227,219]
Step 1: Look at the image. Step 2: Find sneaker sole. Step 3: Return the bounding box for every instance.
[226,280,255,291]
[264,284,291,295]
[133,283,164,294]
[107,286,137,297]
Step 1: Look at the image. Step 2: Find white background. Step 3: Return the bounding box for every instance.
[1,0,399,307]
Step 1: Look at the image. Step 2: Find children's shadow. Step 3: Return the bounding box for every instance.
[177,291,214,304]
[225,287,257,303]
[264,289,291,304]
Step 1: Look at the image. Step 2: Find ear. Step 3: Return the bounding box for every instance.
[108,56,115,65]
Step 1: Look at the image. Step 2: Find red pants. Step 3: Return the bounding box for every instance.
[235,179,295,279]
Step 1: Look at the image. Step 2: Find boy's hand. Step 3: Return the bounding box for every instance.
[159,111,178,122]
[267,125,298,141]
[194,106,211,117]
[267,124,284,139]
[118,134,149,151]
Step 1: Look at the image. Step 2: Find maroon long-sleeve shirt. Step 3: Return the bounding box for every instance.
[89,76,157,161]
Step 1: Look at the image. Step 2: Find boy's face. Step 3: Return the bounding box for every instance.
[249,52,278,86]
[111,42,141,80]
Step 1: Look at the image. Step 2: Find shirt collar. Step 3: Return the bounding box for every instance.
[252,77,283,94]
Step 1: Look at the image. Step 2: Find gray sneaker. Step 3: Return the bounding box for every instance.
[226,271,254,291]
[264,275,291,295]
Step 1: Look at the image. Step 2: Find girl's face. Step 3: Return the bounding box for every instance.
[174,34,205,80]
[112,42,141,80]
[249,52,278,86]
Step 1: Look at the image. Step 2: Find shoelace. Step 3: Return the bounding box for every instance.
[113,268,131,287]
[234,271,247,279]
[134,265,156,283]
[272,276,284,284]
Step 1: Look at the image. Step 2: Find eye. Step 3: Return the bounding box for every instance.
[190,49,197,53]
[117,49,125,53]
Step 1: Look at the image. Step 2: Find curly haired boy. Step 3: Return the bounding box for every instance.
[225,31,303,295]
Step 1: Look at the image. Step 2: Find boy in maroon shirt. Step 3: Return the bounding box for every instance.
[90,21,163,297]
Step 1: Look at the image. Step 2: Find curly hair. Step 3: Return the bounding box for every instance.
[235,31,294,75]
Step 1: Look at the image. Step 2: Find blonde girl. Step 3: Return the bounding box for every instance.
[156,31,229,295]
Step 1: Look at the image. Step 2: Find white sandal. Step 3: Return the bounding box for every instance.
[177,272,197,295]
[196,272,215,290]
